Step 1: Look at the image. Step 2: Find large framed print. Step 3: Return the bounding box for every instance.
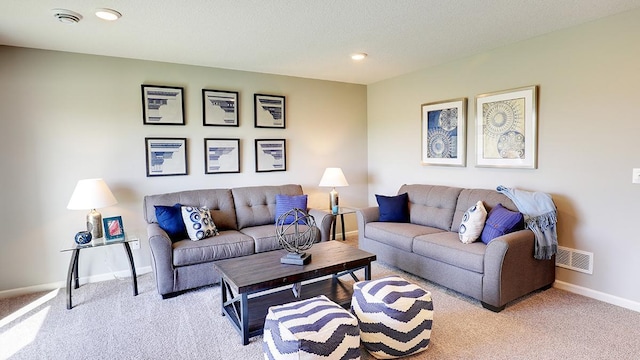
[255,139,286,172]
[476,86,538,169]
[141,85,185,125]
[145,137,188,177]
[204,138,240,174]
[202,89,239,126]
[421,98,467,166]
[254,94,285,128]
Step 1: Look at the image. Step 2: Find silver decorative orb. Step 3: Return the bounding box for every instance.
[276,208,318,265]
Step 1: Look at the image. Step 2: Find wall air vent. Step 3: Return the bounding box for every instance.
[52,9,82,24]
[556,246,593,274]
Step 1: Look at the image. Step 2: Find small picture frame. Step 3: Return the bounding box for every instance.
[141,85,185,125]
[202,89,239,126]
[145,137,188,177]
[204,138,240,174]
[103,216,124,241]
[254,94,285,128]
[421,98,467,167]
[255,139,286,172]
[475,85,538,169]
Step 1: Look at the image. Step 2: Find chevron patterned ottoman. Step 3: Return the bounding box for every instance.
[263,295,361,359]
[351,276,433,359]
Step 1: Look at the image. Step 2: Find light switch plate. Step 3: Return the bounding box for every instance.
[633,168,640,184]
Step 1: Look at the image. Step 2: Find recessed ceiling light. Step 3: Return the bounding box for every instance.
[351,53,367,61]
[95,8,121,21]
[52,9,82,24]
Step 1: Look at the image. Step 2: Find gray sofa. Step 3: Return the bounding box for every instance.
[357,184,555,312]
[143,184,334,298]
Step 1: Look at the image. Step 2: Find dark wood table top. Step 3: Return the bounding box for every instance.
[213,240,376,294]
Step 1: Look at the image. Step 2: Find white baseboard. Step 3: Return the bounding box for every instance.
[554,280,640,313]
[0,266,152,300]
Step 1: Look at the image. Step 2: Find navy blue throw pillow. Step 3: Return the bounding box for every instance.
[480,203,524,244]
[155,203,188,242]
[376,193,409,223]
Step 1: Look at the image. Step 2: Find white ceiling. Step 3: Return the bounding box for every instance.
[2,0,640,85]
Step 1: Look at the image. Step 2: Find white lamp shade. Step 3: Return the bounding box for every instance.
[67,178,118,210]
[319,168,349,187]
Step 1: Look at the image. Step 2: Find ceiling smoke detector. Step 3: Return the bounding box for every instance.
[52,9,82,24]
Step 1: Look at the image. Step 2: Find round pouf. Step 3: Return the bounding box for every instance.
[263,295,361,360]
[351,276,433,359]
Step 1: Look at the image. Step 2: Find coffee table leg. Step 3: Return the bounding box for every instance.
[365,264,371,280]
[241,293,249,345]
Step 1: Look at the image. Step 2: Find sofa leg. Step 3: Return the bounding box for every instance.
[161,292,179,300]
[481,301,505,312]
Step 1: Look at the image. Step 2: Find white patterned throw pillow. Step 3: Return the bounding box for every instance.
[459,201,487,244]
[181,206,218,241]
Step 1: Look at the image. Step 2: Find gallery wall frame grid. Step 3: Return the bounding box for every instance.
[421,97,467,167]
[204,138,241,174]
[202,89,239,127]
[475,85,538,169]
[255,139,286,172]
[141,85,185,125]
[145,137,188,177]
[254,94,286,128]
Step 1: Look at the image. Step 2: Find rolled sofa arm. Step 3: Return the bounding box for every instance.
[147,223,175,296]
[483,229,555,310]
[356,206,380,242]
[308,208,334,242]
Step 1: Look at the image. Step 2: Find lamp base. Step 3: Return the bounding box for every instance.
[280,252,311,265]
[329,188,339,214]
[87,209,103,239]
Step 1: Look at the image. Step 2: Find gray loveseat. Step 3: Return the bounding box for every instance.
[357,184,555,312]
[143,184,334,298]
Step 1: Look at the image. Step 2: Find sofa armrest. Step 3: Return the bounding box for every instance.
[147,223,175,296]
[308,208,334,242]
[483,229,555,309]
[356,206,380,242]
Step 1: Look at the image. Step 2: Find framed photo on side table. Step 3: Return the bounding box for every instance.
[141,85,185,125]
[255,139,286,172]
[202,89,239,126]
[475,85,538,169]
[204,138,240,174]
[254,94,285,128]
[145,137,188,177]
[421,98,467,166]
[103,216,124,242]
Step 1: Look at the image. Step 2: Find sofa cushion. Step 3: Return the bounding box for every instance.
[376,193,409,222]
[181,206,219,241]
[413,232,486,273]
[365,222,444,252]
[275,194,308,225]
[398,184,462,231]
[452,189,517,232]
[459,201,487,244]
[241,224,320,253]
[144,189,238,231]
[155,204,187,242]
[172,230,254,267]
[480,203,524,244]
[232,185,304,229]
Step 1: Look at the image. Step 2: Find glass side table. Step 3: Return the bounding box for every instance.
[329,206,358,241]
[61,233,138,309]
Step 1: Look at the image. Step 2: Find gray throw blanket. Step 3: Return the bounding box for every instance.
[496,185,558,260]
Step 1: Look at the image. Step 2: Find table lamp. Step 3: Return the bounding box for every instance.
[318,167,349,214]
[67,178,118,239]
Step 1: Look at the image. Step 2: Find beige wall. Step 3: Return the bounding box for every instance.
[367,8,640,305]
[0,47,368,292]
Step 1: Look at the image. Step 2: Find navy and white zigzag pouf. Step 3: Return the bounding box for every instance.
[263,295,361,359]
[351,276,433,359]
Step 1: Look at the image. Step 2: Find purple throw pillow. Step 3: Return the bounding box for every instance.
[480,203,524,244]
[275,194,309,225]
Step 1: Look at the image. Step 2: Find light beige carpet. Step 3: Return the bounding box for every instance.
[1,236,639,359]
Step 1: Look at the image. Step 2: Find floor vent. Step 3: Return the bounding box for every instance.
[555,246,593,274]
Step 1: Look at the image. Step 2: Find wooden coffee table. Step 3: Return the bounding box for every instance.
[213,241,376,345]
